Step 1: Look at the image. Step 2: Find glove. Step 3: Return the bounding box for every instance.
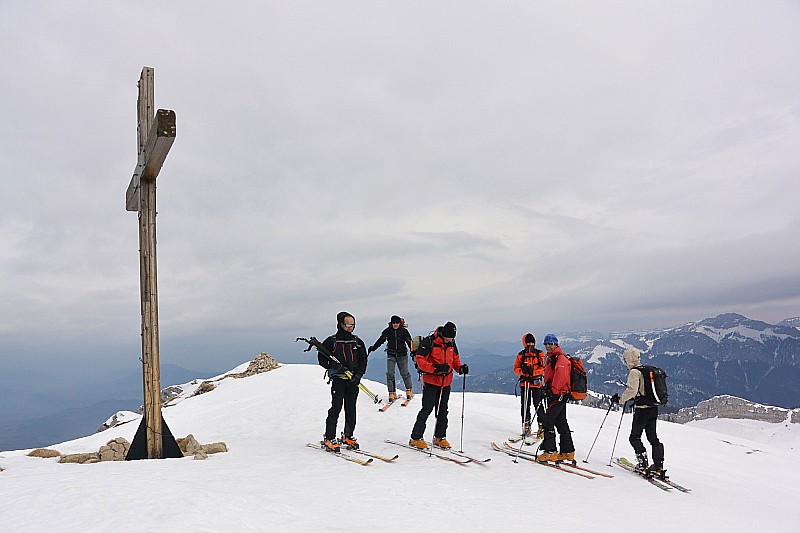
[350,373,362,386]
[521,363,532,374]
[433,363,451,374]
[611,393,620,404]
[458,364,469,375]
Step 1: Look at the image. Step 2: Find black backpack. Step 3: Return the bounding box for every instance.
[635,365,669,406]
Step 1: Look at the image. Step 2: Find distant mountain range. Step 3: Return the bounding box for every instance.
[463,313,800,410]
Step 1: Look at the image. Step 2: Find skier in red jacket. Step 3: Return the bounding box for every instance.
[536,334,575,462]
[408,322,468,450]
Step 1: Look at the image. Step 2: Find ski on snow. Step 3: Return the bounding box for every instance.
[350,448,399,462]
[490,442,594,479]
[384,440,470,464]
[446,449,491,463]
[507,434,542,446]
[378,397,412,412]
[307,442,373,465]
[614,457,690,492]
[502,443,613,478]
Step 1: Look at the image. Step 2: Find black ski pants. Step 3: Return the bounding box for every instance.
[630,406,664,465]
[325,378,359,440]
[538,396,575,453]
[411,382,450,440]
[520,386,544,427]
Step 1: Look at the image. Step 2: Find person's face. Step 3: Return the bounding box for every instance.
[442,336,454,344]
[341,317,356,331]
[544,342,556,353]
[392,322,400,329]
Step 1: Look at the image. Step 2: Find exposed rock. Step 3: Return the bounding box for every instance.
[161,385,185,404]
[675,395,800,424]
[191,381,217,397]
[28,448,61,459]
[202,442,228,454]
[98,438,130,461]
[177,434,203,456]
[238,352,280,377]
[193,450,208,460]
[59,452,100,464]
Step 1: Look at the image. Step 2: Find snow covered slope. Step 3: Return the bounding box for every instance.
[1,364,798,532]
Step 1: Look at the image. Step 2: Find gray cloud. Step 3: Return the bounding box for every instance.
[2,1,799,378]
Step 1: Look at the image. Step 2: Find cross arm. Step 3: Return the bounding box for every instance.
[126,109,177,211]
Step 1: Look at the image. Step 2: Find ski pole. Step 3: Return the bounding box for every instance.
[583,398,615,463]
[296,337,383,404]
[514,395,542,463]
[608,402,626,466]
[459,373,466,452]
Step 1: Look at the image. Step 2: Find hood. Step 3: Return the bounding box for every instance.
[623,348,641,369]
[521,333,536,347]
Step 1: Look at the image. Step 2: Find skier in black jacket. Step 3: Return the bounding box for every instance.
[318,311,368,452]
[368,315,414,402]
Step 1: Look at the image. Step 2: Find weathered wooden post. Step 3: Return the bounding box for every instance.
[125,66,181,460]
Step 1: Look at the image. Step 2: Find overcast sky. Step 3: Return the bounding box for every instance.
[1,1,799,379]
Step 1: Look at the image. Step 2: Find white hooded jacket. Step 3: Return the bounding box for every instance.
[619,348,648,408]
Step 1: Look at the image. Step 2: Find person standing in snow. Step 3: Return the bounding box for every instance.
[514,333,546,439]
[368,315,414,403]
[317,311,368,453]
[611,347,665,476]
[408,321,468,450]
[535,334,576,462]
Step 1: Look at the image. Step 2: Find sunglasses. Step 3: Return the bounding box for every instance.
[342,323,355,328]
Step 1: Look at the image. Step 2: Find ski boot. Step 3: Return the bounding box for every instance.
[406,389,413,400]
[647,462,667,480]
[433,437,452,450]
[322,438,341,453]
[409,438,428,450]
[556,451,575,463]
[388,392,397,403]
[635,451,649,472]
[522,421,532,437]
[536,450,559,462]
[341,434,359,450]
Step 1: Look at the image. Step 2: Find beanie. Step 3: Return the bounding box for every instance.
[524,333,536,345]
[390,315,401,324]
[441,321,457,338]
[543,333,559,345]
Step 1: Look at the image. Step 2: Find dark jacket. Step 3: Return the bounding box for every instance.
[369,324,412,356]
[319,325,368,379]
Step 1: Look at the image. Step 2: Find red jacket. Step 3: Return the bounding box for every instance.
[543,346,571,396]
[514,334,545,389]
[415,330,463,388]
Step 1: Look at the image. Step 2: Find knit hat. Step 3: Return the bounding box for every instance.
[543,333,559,345]
[441,321,457,338]
[524,333,536,345]
[390,315,401,324]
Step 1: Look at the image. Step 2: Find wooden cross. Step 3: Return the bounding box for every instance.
[124,67,177,459]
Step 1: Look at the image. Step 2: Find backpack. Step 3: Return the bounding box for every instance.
[411,335,432,374]
[635,365,669,406]
[567,355,587,401]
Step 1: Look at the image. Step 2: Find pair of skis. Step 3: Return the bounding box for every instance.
[378,396,412,412]
[614,457,691,492]
[491,442,610,480]
[385,440,490,464]
[307,442,399,466]
[507,434,542,446]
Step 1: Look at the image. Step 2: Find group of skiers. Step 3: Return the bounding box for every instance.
[315,311,664,477]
